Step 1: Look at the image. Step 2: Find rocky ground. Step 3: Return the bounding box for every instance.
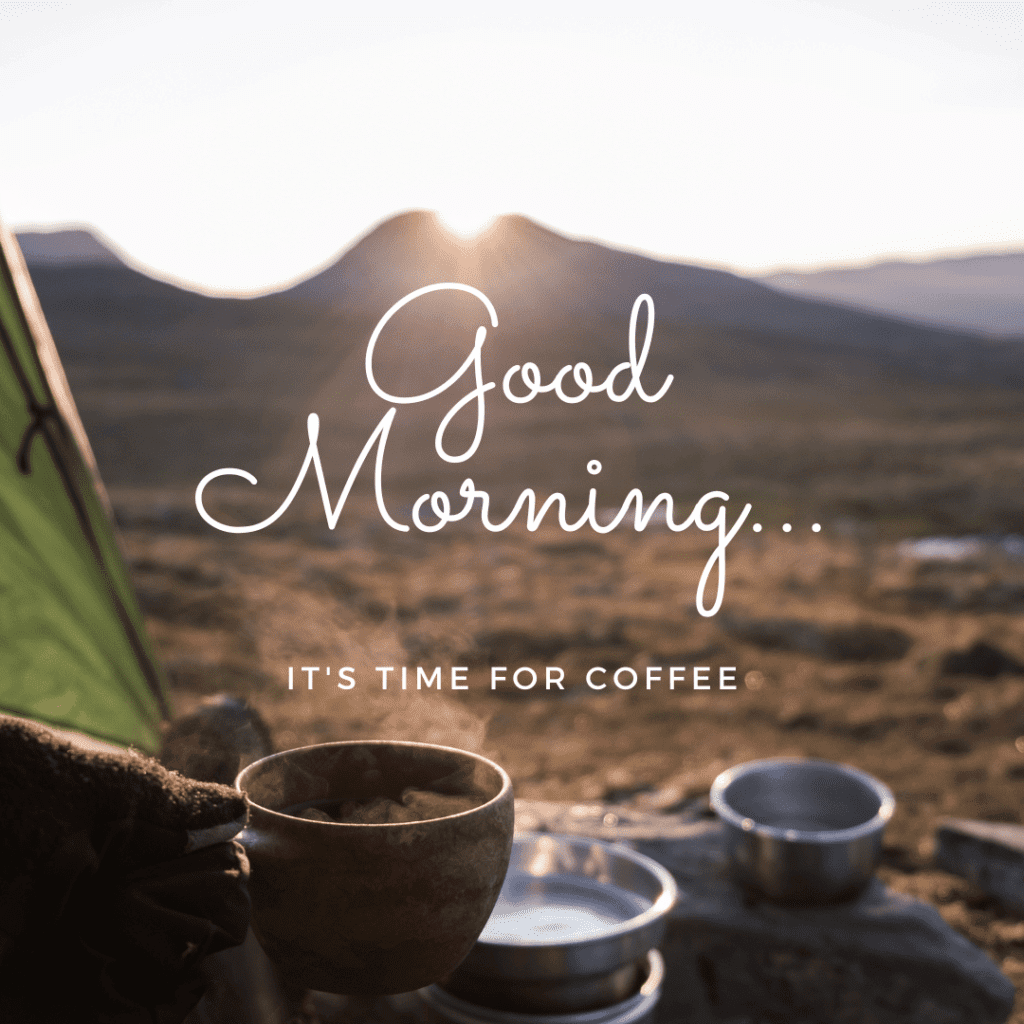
[119,499,1024,1020]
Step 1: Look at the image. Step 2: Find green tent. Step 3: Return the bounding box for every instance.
[0,216,169,752]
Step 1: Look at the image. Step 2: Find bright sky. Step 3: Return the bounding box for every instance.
[0,0,1021,294]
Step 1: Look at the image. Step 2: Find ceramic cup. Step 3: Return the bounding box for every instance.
[235,740,514,994]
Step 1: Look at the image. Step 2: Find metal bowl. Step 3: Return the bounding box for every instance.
[441,833,676,1012]
[710,757,895,905]
[442,956,643,1014]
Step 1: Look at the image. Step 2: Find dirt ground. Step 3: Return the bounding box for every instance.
[120,501,1024,1019]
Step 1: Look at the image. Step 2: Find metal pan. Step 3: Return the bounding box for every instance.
[427,949,665,1024]
[441,956,642,1014]
[446,833,676,989]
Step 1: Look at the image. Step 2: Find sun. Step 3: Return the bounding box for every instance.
[436,207,498,240]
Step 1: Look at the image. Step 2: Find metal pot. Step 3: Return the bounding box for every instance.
[442,957,642,1014]
[710,757,895,905]
[441,833,675,1012]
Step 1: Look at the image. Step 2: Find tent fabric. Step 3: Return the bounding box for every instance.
[0,217,169,752]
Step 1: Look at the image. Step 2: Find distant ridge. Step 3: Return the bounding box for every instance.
[280,210,1013,361]
[761,252,1024,338]
[16,227,125,267]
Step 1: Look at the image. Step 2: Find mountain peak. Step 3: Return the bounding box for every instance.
[16,226,125,267]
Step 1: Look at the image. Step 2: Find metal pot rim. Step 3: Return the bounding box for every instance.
[472,832,677,951]
[710,756,895,844]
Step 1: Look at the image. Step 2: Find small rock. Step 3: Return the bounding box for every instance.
[935,817,1024,916]
[778,710,820,731]
[939,642,1024,679]
[825,622,914,662]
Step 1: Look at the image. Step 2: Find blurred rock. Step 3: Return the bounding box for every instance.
[935,818,1024,916]
[665,847,1014,1024]
[475,623,626,663]
[939,642,1024,679]
[874,583,1024,615]
[719,615,912,663]
[136,583,240,629]
[166,661,275,696]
